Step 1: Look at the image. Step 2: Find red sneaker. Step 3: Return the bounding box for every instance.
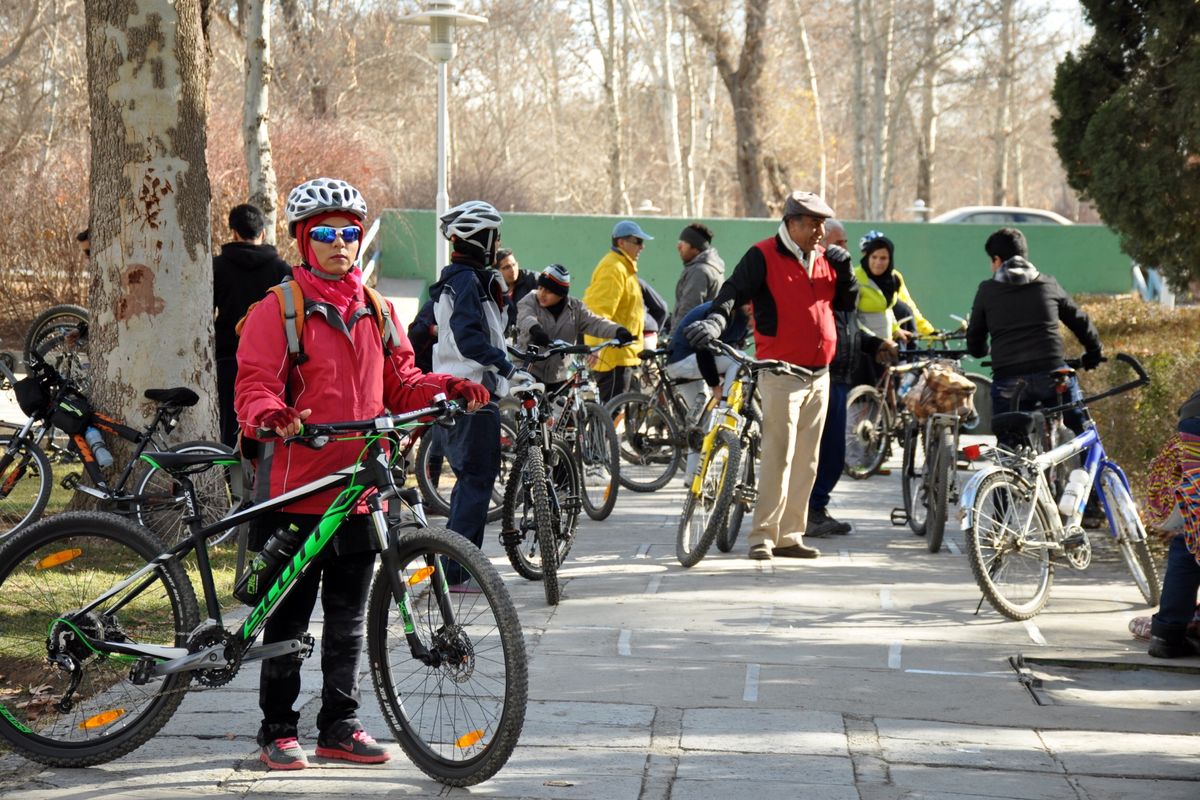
[260,737,309,770]
[315,729,391,764]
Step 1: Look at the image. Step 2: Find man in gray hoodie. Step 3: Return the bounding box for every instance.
[671,223,725,331]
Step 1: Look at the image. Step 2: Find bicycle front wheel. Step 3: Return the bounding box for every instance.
[1099,469,1161,606]
[844,386,889,479]
[578,401,620,521]
[964,472,1054,620]
[607,391,682,492]
[677,429,740,568]
[926,424,954,553]
[0,436,53,537]
[368,525,527,786]
[0,511,198,766]
[717,443,753,553]
[901,422,927,536]
[134,441,238,546]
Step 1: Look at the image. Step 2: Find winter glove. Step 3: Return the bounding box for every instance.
[445,377,490,406]
[508,369,538,395]
[259,406,310,437]
[824,244,852,274]
[613,326,635,345]
[684,315,726,349]
[528,324,552,347]
[1081,350,1104,370]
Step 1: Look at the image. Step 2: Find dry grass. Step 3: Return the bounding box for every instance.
[1076,295,1200,507]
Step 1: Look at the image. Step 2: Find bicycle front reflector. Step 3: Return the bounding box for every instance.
[407,567,435,586]
[36,549,83,570]
[79,709,125,729]
[455,729,485,749]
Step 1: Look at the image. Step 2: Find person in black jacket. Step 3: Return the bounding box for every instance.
[497,249,537,335]
[965,227,1102,439]
[213,203,292,446]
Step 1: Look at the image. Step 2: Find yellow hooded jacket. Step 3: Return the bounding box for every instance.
[583,248,645,370]
[854,264,935,340]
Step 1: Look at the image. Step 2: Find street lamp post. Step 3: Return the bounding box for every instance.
[400,1,487,277]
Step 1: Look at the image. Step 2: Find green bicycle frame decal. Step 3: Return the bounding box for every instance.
[0,703,31,733]
[241,484,367,639]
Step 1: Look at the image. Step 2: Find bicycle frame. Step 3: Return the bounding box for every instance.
[47,405,458,682]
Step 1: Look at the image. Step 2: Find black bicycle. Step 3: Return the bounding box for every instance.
[0,396,527,785]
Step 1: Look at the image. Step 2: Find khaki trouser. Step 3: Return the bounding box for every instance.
[749,370,830,550]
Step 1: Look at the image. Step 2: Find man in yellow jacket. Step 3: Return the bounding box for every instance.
[584,220,650,401]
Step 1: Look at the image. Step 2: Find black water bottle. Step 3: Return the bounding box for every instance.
[233,524,303,605]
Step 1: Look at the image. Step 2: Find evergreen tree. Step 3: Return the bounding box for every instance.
[1052,1,1200,288]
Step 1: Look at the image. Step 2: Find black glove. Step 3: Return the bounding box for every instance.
[684,315,726,349]
[1081,350,1104,370]
[613,326,635,345]
[824,244,852,273]
[528,324,551,347]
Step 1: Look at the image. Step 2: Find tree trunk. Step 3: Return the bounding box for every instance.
[793,0,826,198]
[913,0,938,212]
[851,0,869,217]
[868,0,896,220]
[656,1,684,216]
[85,0,217,456]
[590,0,627,215]
[991,0,1014,205]
[243,0,278,243]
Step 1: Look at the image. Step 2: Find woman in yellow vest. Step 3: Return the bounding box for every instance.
[854,230,933,384]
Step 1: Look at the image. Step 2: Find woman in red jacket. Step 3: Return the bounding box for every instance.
[235,177,488,770]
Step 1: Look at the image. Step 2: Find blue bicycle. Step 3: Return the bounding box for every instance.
[959,353,1159,620]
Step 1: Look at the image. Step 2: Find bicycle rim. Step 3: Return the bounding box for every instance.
[901,425,927,535]
[717,451,752,553]
[368,526,527,786]
[0,512,197,765]
[0,436,53,537]
[926,426,953,553]
[965,473,1053,620]
[676,430,739,567]
[1099,471,1161,606]
[606,393,681,491]
[500,444,543,581]
[579,403,619,521]
[844,387,887,479]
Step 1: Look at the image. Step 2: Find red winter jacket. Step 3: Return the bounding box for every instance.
[235,270,454,515]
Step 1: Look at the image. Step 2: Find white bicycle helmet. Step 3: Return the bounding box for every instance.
[285,178,368,236]
[440,201,503,240]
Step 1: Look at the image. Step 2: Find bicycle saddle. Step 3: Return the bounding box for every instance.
[143,387,200,407]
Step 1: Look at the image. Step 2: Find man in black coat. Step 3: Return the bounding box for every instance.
[213,203,292,446]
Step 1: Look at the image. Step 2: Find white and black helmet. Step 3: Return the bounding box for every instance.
[439,200,503,240]
[285,178,368,236]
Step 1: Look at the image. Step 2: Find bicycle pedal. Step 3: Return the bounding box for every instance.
[499,528,524,548]
[890,507,909,526]
[60,472,81,490]
[299,632,315,659]
[735,485,758,506]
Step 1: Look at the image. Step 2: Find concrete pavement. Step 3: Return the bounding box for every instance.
[0,425,1197,799]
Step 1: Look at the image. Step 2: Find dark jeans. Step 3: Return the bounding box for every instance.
[217,356,238,448]
[810,382,850,512]
[991,370,1085,446]
[445,401,500,580]
[596,367,631,404]
[257,514,377,745]
[1153,533,1200,627]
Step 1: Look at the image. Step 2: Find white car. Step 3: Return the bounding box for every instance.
[929,205,1073,225]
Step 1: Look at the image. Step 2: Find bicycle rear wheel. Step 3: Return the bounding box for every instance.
[1099,469,1161,606]
[844,386,889,479]
[606,392,682,492]
[368,525,526,786]
[0,436,53,537]
[416,421,517,524]
[134,441,238,546]
[925,424,954,553]
[900,422,927,536]
[578,401,620,521]
[964,472,1054,620]
[0,511,198,765]
[676,429,740,568]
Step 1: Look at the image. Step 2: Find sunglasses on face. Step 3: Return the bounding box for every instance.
[309,225,362,244]
[628,237,644,246]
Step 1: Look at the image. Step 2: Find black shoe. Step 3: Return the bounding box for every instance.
[748,543,772,561]
[807,508,851,538]
[1148,619,1200,659]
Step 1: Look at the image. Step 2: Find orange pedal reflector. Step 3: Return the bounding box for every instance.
[455,729,485,749]
[80,709,125,729]
[407,566,435,586]
[36,549,83,570]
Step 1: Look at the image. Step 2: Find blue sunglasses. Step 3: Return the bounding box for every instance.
[309,225,362,244]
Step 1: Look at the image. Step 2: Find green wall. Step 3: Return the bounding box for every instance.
[377,210,1131,332]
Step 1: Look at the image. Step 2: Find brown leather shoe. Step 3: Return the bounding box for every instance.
[748,543,772,560]
[772,543,820,559]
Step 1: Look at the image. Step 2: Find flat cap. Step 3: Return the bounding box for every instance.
[782,190,835,220]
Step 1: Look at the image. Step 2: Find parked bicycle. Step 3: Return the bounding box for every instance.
[0,396,527,786]
[676,340,811,567]
[959,353,1159,620]
[0,350,234,542]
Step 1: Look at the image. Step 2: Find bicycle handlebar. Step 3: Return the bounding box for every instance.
[507,339,621,365]
[1027,352,1149,415]
[258,395,466,445]
[705,339,821,380]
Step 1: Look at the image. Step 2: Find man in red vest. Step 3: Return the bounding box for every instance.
[685,191,857,561]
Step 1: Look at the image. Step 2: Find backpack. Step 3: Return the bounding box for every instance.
[235,277,401,363]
